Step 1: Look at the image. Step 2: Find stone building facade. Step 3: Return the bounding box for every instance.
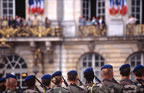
[0,0,144,89]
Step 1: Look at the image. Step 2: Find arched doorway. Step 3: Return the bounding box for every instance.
[3,55,28,89]
[127,52,144,81]
[80,53,105,82]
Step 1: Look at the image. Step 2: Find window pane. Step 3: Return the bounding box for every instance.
[9,3,13,7]
[83,62,87,67]
[9,10,13,14]
[3,3,7,8]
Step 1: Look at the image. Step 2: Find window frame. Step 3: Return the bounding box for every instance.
[131,0,142,24]
[80,53,105,82]
[2,0,15,18]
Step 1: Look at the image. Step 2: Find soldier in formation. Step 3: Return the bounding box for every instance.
[0,64,144,93]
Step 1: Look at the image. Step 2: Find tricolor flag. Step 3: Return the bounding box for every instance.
[40,0,44,14]
[109,0,114,15]
[28,0,34,14]
[120,0,128,16]
[28,0,44,14]
[114,0,119,15]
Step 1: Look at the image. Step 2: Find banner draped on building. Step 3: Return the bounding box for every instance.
[28,0,44,14]
[109,0,127,16]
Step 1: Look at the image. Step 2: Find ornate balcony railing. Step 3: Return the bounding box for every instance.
[0,26,62,38]
[78,25,106,37]
[126,24,144,36]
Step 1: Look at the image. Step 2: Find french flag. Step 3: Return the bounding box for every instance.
[40,0,44,14]
[114,0,119,15]
[120,0,128,16]
[109,0,114,15]
[28,0,34,14]
[37,0,41,13]
[37,0,44,14]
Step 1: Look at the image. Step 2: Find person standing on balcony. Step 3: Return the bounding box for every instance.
[79,16,86,26]
[133,65,144,93]
[45,17,51,28]
[8,16,14,27]
[127,15,137,25]
[86,18,92,26]
[2,16,8,28]
[27,17,33,27]
[13,16,20,28]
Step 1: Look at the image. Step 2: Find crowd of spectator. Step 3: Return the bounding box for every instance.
[0,15,51,29]
[79,16,105,27]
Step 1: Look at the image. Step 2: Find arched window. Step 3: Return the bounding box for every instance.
[127,52,144,81]
[80,53,105,82]
[1,55,28,89]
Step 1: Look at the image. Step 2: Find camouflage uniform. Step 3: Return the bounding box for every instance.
[67,84,86,93]
[134,79,144,93]
[120,78,140,93]
[46,85,69,93]
[23,88,39,93]
[90,79,122,93]
[4,89,22,93]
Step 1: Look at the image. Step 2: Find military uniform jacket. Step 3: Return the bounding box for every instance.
[66,84,86,93]
[134,79,144,93]
[46,86,69,93]
[90,79,122,93]
[4,89,21,93]
[23,88,39,93]
[120,78,139,93]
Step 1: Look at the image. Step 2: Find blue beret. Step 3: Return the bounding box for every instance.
[0,77,6,83]
[67,70,78,75]
[25,75,35,82]
[101,64,113,70]
[41,74,52,80]
[120,64,130,71]
[133,65,144,72]
[83,67,94,74]
[52,71,62,78]
[6,74,17,79]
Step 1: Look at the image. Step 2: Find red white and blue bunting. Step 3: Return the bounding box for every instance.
[28,0,44,15]
[109,0,128,16]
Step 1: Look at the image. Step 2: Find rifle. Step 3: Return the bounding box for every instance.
[112,78,119,84]
[62,76,69,87]
[35,77,48,91]
[94,76,101,83]
[78,79,83,86]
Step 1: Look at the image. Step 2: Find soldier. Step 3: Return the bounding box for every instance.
[41,74,52,92]
[90,64,122,93]
[23,75,40,93]
[5,74,20,93]
[119,64,139,93]
[0,77,6,92]
[83,67,94,88]
[67,70,86,93]
[133,64,144,93]
[46,71,69,93]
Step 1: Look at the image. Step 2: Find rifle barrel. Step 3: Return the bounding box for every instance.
[62,76,68,87]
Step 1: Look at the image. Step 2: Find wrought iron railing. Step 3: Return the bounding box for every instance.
[0,26,62,38]
[126,24,144,36]
[79,25,106,37]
